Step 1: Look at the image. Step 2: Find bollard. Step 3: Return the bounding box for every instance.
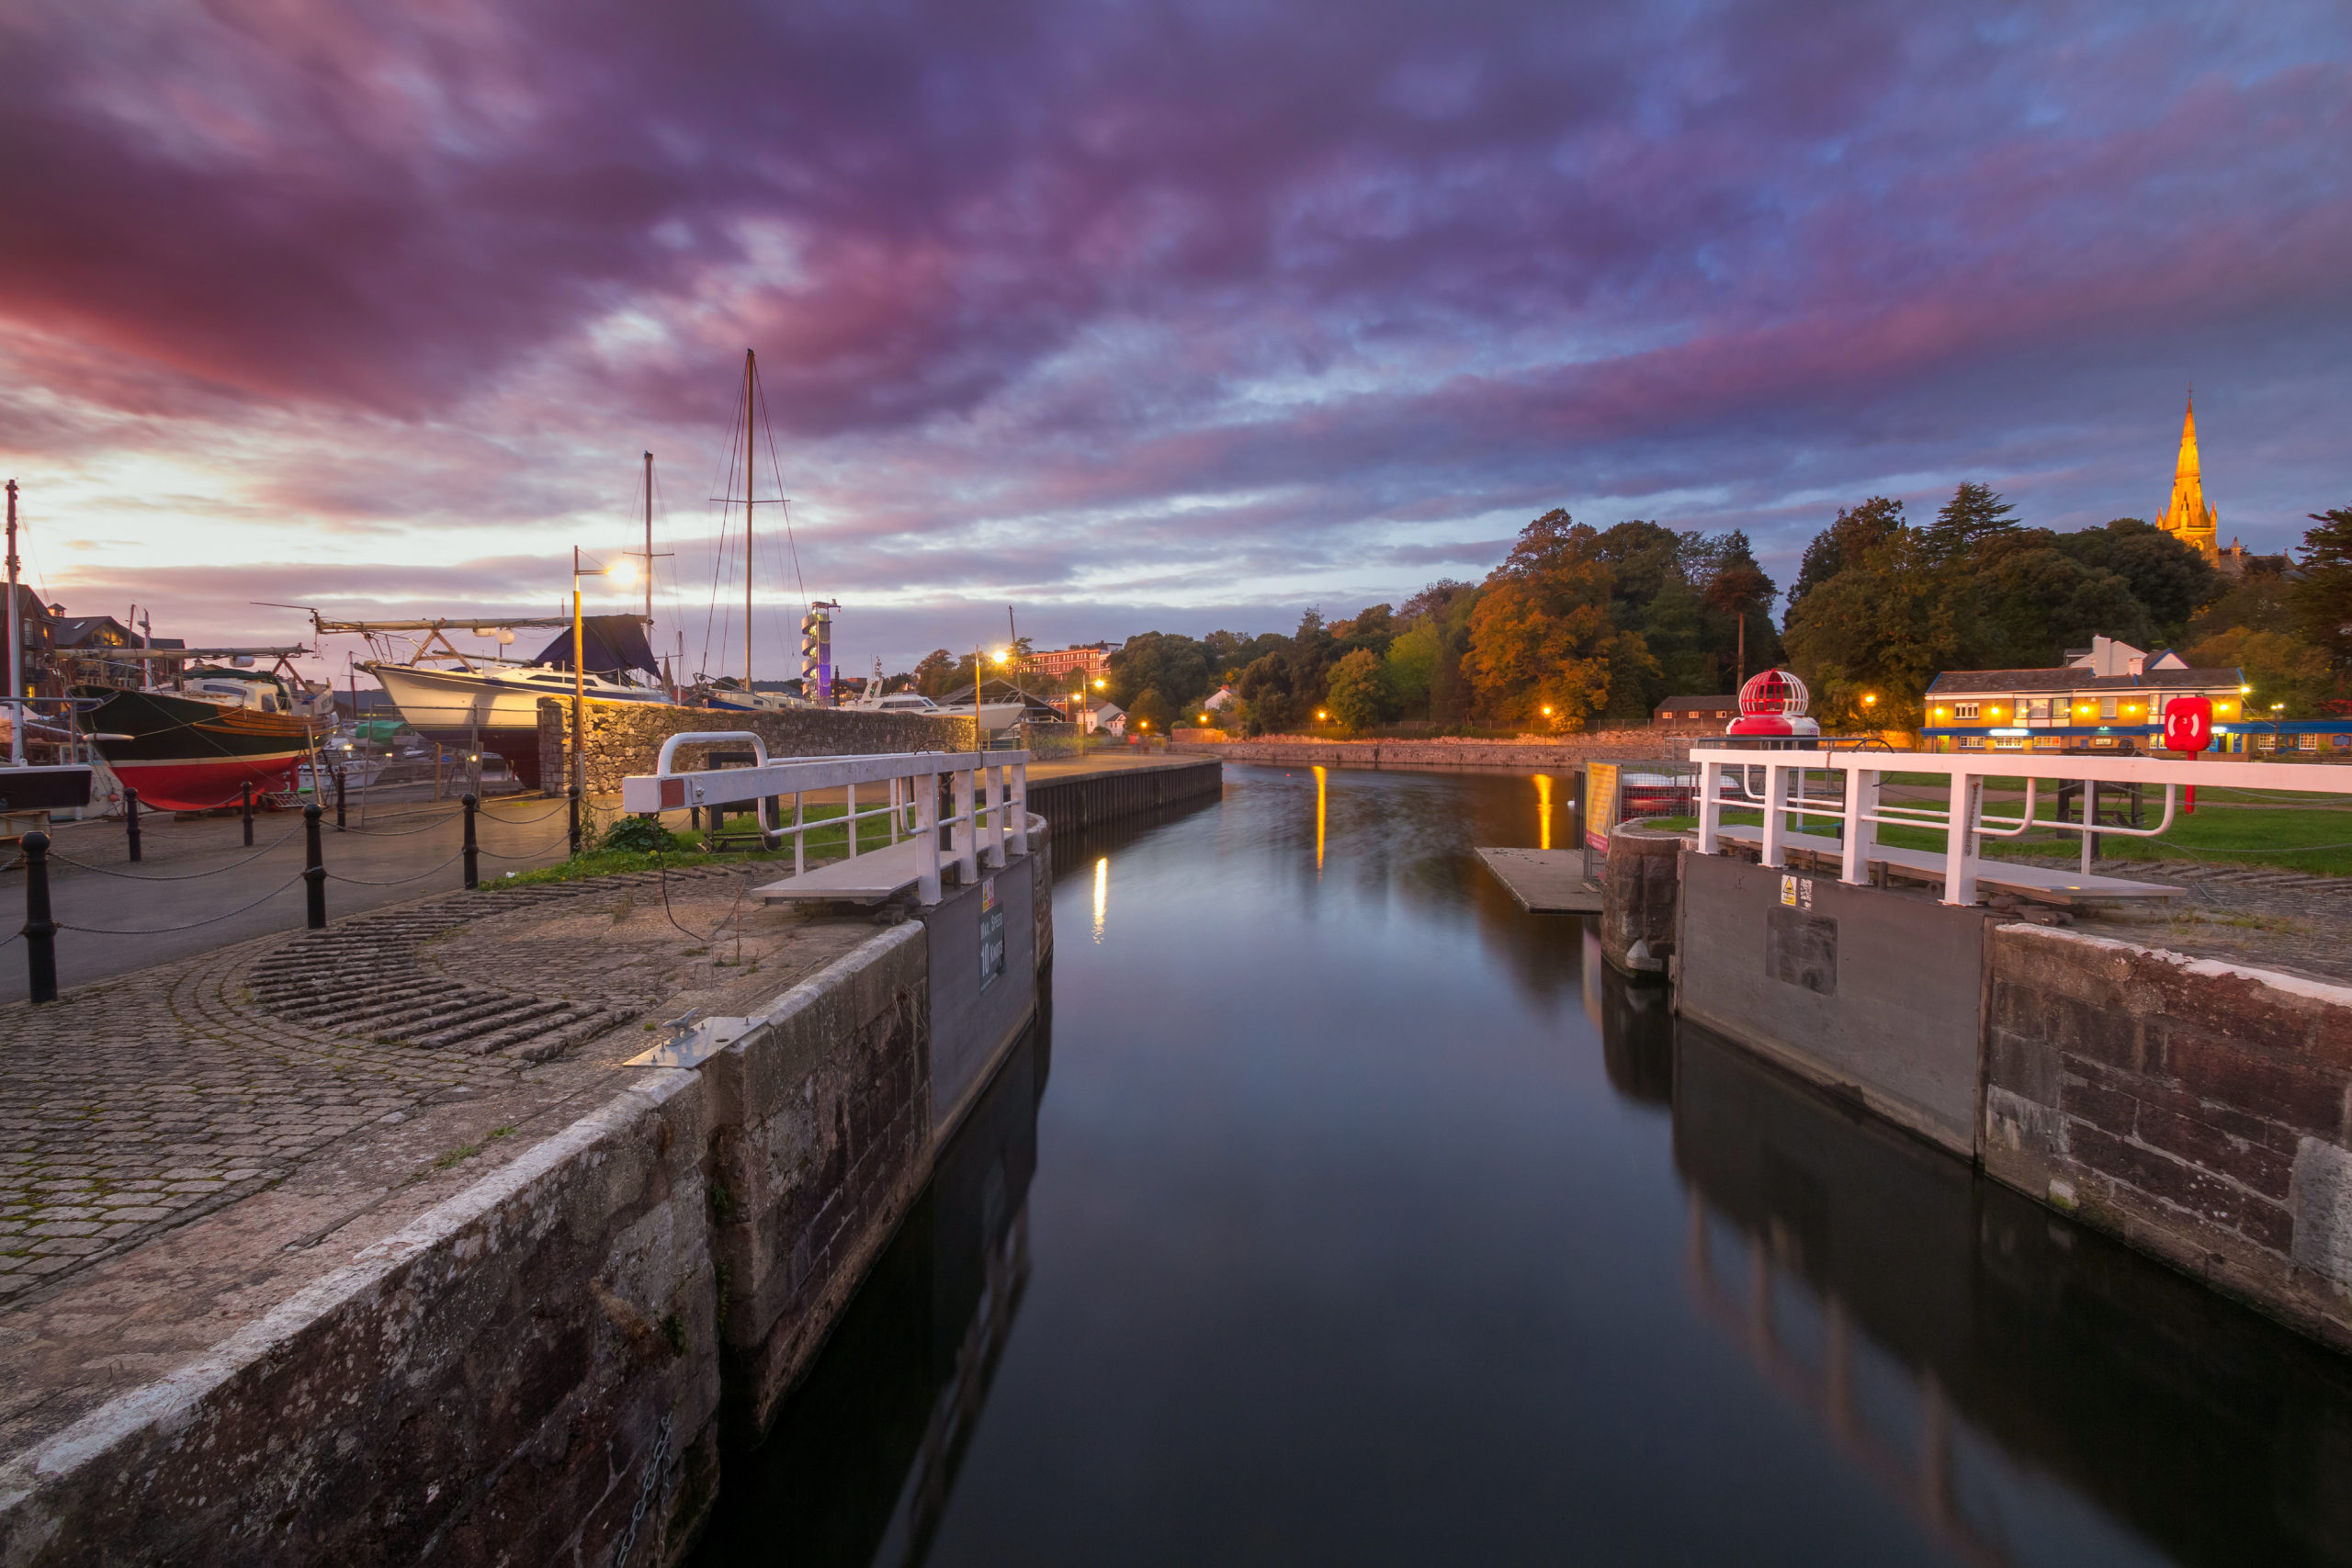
[241,781,254,847]
[125,786,141,863]
[568,784,582,857]
[462,793,480,890]
[334,767,346,831]
[303,804,325,930]
[21,829,56,1004]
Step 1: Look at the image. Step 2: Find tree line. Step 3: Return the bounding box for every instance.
[890,494,2352,739]
[1084,513,1783,737]
[1784,486,2352,728]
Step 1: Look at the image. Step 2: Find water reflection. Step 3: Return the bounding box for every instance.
[1661,993,2352,1568]
[693,1022,1045,1567]
[696,767,2352,1568]
[1090,855,1106,944]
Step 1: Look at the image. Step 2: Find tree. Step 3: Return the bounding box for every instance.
[1923,480,2019,563]
[1782,526,1965,729]
[2185,626,2331,717]
[2053,519,2219,639]
[2292,505,2352,671]
[1384,623,1441,716]
[1789,498,1905,610]
[1107,633,1211,715]
[1331,604,1397,658]
[1236,651,1297,736]
[1463,510,1653,728]
[1127,687,1172,735]
[1324,649,1390,735]
[1973,547,2151,668]
[1696,529,1782,689]
[912,649,958,697]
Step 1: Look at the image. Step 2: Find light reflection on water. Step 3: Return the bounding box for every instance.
[695,764,2352,1568]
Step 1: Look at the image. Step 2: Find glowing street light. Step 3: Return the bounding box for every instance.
[569,547,633,796]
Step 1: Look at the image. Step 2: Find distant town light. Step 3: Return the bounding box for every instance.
[1861,694,1877,706]
[1541,705,1553,716]
[1317,709,1327,720]
[2240,684,2253,694]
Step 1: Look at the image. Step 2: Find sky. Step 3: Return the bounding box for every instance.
[3,0,2348,685]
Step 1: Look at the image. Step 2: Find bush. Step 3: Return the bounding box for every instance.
[601,816,681,854]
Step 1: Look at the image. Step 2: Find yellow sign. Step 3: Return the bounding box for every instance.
[1585,763,1618,852]
[1781,874,1798,907]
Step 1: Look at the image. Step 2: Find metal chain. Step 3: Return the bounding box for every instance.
[611,1411,674,1568]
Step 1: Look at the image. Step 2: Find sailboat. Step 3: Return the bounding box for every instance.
[82,648,335,810]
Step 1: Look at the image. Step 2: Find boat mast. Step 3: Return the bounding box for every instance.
[643,450,654,627]
[6,478,20,766]
[743,349,755,693]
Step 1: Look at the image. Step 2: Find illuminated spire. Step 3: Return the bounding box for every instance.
[2156,389,2217,560]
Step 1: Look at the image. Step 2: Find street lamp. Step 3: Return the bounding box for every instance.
[2272,702,2286,752]
[571,548,635,795]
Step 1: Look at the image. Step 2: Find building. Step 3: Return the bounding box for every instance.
[1923,637,2254,752]
[1204,684,1237,714]
[1028,643,1113,683]
[2155,394,2220,562]
[1653,694,1741,728]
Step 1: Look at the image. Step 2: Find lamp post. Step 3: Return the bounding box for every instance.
[571,548,636,795]
[2272,702,2286,755]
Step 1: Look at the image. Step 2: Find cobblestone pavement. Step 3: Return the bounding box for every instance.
[0,863,866,1305]
[2009,856,2352,986]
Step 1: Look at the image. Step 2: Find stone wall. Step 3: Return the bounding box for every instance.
[704,924,934,1438]
[537,698,980,796]
[1982,925,2352,1353]
[0,1070,723,1568]
[1177,731,1698,770]
[0,846,1059,1566]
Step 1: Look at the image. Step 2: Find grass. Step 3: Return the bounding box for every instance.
[488,803,920,890]
[1640,789,2352,878]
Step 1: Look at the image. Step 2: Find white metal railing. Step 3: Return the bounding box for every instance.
[619,735,1029,904]
[1690,746,2352,906]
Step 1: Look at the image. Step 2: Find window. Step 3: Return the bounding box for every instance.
[2025,698,2052,724]
[1954,702,1980,720]
[2099,697,2119,720]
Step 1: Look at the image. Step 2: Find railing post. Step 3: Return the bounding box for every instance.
[334,767,346,831]
[1943,770,1979,906]
[304,804,326,929]
[567,784,582,857]
[1839,765,1877,885]
[953,763,977,886]
[1759,762,1789,868]
[792,791,805,877]
[2080,778,2097,874]
[124,786,141,863]
[985,763,1007,868]
[1696,758,1722,854]
[21,829,56,1004]
[916,768,942,904]
[1010,761,1029,857]
[844,781,858,860]
[461,793,480,890]
[242,780,254,847]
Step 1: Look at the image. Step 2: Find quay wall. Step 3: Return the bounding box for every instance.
[1982,926,2352,1353]
[1176,731,1698,771]
[0,1070,724,1568]
[1660,842,2352,1354]
[0,839,1057,1567]
[537,698,978,796]
[1025,759,1222,832]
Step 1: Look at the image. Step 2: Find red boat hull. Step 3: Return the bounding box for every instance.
[108,751,309,813]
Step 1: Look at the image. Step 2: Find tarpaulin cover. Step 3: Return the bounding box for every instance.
[531,615,658,678]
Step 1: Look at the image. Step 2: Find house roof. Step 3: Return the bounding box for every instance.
[51,616,131,649]
[1927,667,2243,695]
[1654,694,1740,710]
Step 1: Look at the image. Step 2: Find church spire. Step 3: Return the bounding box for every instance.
[2156,389,2217,560]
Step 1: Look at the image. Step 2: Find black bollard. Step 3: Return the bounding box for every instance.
[462,793,480,890]
[334,767,346,831]
[22,829,56,1004]
[125,786,141,863]
[303,804,326,930]
[568,784,582,857]
[241,781,254,847]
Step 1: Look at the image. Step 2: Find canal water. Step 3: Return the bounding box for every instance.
[695,763,2352,1568]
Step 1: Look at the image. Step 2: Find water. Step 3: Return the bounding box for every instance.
[695,764,2352,1567]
